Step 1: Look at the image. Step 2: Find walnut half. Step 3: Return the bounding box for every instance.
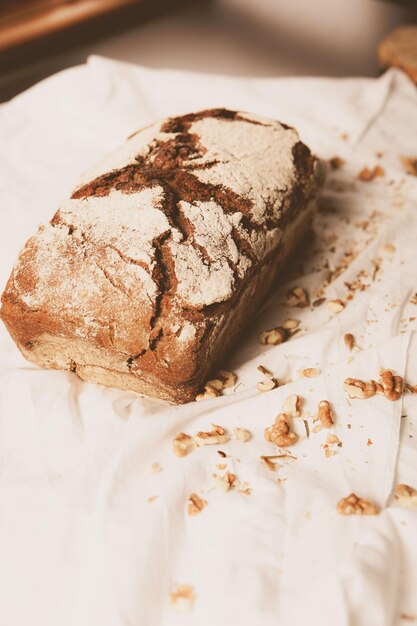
[172,433,194,457]
[264,413,298,447]
[285,286,310,308]
[317,400,334,428]
[344,378,377,399]
[380,369,403,401]
[337,493,379,515]
[187,493,207,516]
[394,484,417,508]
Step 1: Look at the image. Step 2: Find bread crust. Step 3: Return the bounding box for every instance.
[0,109,323,403]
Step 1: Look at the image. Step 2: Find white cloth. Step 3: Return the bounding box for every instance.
[1,56,417,626]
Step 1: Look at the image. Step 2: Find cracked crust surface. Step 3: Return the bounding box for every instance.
[0,108,323,403]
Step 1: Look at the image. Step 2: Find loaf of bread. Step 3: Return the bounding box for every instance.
[0,109,323,403]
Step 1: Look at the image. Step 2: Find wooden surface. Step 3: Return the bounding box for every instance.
[0,0,201,100]
[0,0,143,52]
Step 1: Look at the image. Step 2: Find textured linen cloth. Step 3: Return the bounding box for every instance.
[1,57,417,626]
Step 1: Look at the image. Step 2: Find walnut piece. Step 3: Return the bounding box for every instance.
[317,400,334,428]
[172,433,194,457]
[298,367,321,378]
[148,462,162,474]
[196,370,237,400]
[281,318,301,331]
[394,483,417,508]
[337,493,379,515]
[327,299,345,314]
[400,156,417,177]
[283,394,302,418]
[257,378,278,393]
[170,584,195,613]
[358,165,385,181]
[258,327,287,345]
[195,386,219,401]
[264,413,298,447]
[285,286,310,308]
[326,434,341,445]
[204,378,224,391]
[215,471,236,493]
[187,493,208,516]
[344,333,355,351]
[380,369,403,401]
[234,427,252,442]
[257,364,273,378]
[194,424,229,447]
[260,456,277,471]
[216,370,237,388]
[329,156,345,170]
[344,377,377,399]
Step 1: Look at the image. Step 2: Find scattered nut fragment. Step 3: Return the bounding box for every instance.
[216,370,237,389]
[196,370,237,400]
[394,484,417,508]
[337,493,379,515]
[380,369,403,401]
[194,425,229,447]
[344,377,377,399]
[329,156,345,170]
[264,413,298,447]
[327,299,345,314]
[148,462,162,474]
[170,584,195,613]
[400,156,417,177]
[258,327,287,345]
[326,434,341,445]
[285,286,310,308]
[257,364,273,378]
[260,453,296,470]
[405,383,417,394]
[383,242,396,254]
[187,493,208,516]
[147,495,158,503]
[257,378,278,393]
[172,433,194,457]
[205,378,224,391]
[215,472,236,493]
[298,367,321,378]
[237,483,252,495]
[260,456,277,471]
[411,293,417,305]
[234,427,252,442]
[283,394,302,418]
[195,386,219,401]
[317,400,334,429]
[312,297,326,307]
[344,333,356,351]
[281,318,301,331]
[358,165,385,182]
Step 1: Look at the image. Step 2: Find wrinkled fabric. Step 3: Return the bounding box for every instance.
[0,57,417,626]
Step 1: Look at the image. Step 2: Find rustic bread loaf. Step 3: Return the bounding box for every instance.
[0,109,323,403]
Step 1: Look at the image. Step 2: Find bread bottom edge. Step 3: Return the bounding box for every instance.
[3,200,316,404]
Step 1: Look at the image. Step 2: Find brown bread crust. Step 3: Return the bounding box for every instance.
[0,109,323,403]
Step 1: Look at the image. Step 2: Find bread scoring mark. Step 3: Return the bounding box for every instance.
[159,108,270,133]
[64,110,317,365]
